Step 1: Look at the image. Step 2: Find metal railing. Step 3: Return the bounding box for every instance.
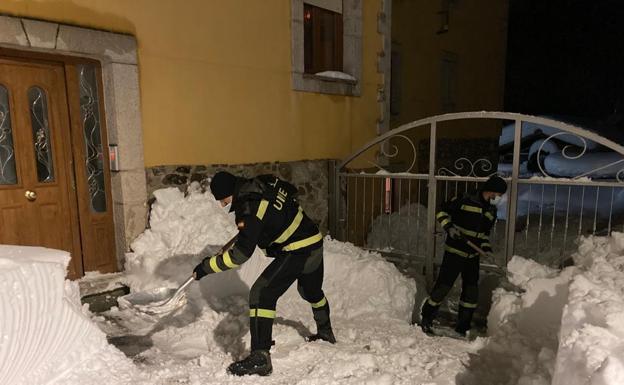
[330,112,624,284]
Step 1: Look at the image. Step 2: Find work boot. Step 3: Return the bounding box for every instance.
[227,350,272,376]
[420,318,434,336]
[306,325,336,344]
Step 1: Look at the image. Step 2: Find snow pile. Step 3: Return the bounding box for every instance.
[459,255,576,385]
[552,233,624,384]
[544,151,624,179]
[0,245,137,385]
[366,203,429,254]
[122,183,416,322]
[462,233,624,385]
[93,183,430,383]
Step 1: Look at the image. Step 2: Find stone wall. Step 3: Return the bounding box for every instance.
[146,160,331,232]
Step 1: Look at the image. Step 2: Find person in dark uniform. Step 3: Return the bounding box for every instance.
[420,175,507,337]
[193,171,335,377]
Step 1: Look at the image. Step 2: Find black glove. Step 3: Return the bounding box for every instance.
[447,225,462,240]
[193,259,209,280]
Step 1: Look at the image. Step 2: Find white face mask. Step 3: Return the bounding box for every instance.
[490,195,502,205]
[222,202,232,212]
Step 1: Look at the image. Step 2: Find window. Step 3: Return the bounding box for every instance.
[440,52,458,112]
[304,3,343,74]
[291,0,362,96]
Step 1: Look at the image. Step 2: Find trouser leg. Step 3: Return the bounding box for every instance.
[421,252,462,324]
[296,247,332,334]
[249,255,304,350]
[456,256,480,333]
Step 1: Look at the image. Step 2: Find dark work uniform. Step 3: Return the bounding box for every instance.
[198,175,330,351]
[421,190,497,333]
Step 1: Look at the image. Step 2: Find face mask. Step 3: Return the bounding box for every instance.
[222,202,232,212]
[490,195,502,205]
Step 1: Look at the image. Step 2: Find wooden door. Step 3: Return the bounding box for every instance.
[0,58,83,278]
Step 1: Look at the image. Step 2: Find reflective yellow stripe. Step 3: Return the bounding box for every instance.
[256,200,269,220]
[282,232,323,251]
[209,256,222,273]
[444,245,476,258]
[455,225,488,240]
[481,243,491,249]
[459,300,478,309]
[436,211,449,219]
[427,297,441,306]
[460,204,482,214]
[440,218,451,228]
[249,308,276,318]
[274,206,303,244]
[485,212,495,221]
[222,251,239,269]
[311,297,327,308]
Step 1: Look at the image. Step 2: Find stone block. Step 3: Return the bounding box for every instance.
[109,63,144,170]
[0,16,28,46]
[101,62,119,145]
[22,19,58,49]
[113,168,148,205]
[112,202,127,256]
[56,25,137,64]
[121,201,148,251]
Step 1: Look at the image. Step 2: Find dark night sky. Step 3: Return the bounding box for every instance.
[505,0,624,120]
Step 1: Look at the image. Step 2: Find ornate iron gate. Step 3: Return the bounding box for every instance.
[329,112,624,284]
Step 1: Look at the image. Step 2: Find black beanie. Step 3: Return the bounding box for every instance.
[210,171,236,200]
[482,175,507,194]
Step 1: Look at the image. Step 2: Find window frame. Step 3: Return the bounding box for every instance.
[291,0,362,96]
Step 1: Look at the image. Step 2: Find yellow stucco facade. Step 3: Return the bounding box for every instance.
[0,0,383,167]
[391,0,509,136]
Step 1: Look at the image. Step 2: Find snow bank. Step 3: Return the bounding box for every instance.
[544,151,624,179]
[99,183,419,383]
[0,245,137,385]
[366,203,429,255]
[471,233,624,385]
[552,233,624,385]
[460,256,576,385]
[123,182,416,322]
[495,182,624,221]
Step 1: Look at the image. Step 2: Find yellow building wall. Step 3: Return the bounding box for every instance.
[391,0,509,134]
[0,0,382,167]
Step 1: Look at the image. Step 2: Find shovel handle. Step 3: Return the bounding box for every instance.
[219,234,238,254]
[178,275,195,292]
[465,239,487,257]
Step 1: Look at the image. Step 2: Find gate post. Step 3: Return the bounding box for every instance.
[504,119,522,265]
[425,122,438,288]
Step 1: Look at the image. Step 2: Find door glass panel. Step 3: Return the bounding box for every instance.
[77,65,106,213]
[0,85,17,185]
[28,86,55,183]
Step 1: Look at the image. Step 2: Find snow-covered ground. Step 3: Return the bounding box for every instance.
[4,182,624,384]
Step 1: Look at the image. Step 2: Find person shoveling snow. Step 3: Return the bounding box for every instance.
[191,171,335,376]
[421,175,507,338]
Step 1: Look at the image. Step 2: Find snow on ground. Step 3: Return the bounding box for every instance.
[552,233,624,384]
[0,246,138,385]
[97,183,477,384]
[7,181,624,384]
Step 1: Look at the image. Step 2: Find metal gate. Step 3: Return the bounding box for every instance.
[329,112,624,284]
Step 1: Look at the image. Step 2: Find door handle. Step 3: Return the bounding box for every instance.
[25,190,37,201]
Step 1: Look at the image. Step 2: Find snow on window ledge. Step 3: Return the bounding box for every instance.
[306,71,358,84]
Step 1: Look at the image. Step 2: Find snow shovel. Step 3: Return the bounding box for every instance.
[119,235,238,316]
